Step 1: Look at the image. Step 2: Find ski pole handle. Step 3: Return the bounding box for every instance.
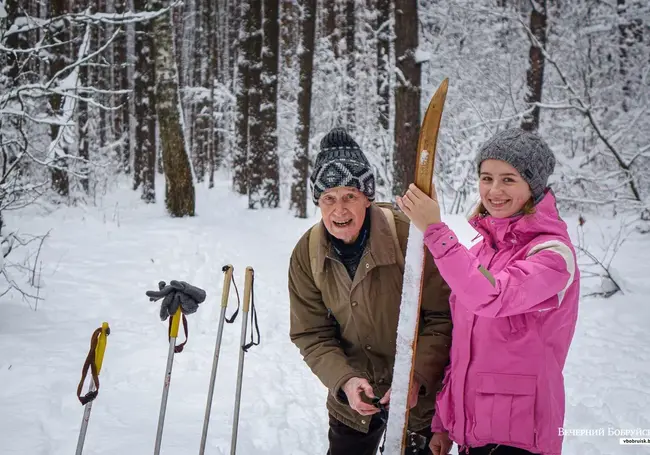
[95,322,110,374]
[242,267,254,313]
[199,265,234,455]
[221,264,233,308]
[170,308,181,338]
[76,322,110,455]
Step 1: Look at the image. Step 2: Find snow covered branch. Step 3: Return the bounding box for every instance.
[517,15,643,203]
[4,2,182,36]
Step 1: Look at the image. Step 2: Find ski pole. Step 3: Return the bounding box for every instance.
[230,266,260,455]
[154,307,182,455]
[76,322,110,455]
[199,264,235,455]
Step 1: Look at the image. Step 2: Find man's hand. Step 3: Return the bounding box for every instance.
[342,377,379,416]
[429,432,453,455]
[378,380,420,409]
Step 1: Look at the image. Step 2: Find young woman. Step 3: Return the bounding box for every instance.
[396,128,580,455]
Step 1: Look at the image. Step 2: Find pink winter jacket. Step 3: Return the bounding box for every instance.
[426,191,579,455]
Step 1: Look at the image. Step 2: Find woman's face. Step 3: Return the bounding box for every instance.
[479,159,532,218]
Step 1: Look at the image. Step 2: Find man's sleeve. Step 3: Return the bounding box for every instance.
[412,247,453,396]
[288,241,366,403]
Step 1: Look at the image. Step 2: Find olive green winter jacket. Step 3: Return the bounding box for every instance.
[288,202,452,433]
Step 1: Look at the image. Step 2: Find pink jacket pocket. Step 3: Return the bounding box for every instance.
[472,373,537,447]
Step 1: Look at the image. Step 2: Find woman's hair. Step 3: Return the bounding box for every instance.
[469,197,536,219]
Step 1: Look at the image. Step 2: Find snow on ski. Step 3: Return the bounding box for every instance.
[383,223,426,454]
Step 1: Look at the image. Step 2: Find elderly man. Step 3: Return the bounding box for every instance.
[288,127,452,455]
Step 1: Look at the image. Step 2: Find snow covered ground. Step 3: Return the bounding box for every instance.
[2,175,649,455]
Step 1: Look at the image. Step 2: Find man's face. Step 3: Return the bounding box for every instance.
[318,187,370,244]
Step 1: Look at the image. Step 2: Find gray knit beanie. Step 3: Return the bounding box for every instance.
[476,128,555,203]
[309,128,375,205]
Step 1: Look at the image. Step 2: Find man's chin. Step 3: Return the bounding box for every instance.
[331,228,358,244]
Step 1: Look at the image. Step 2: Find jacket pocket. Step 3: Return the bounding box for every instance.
[472,373,536,447]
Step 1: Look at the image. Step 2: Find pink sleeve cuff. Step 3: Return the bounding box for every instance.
[431,409,446,433]
[424,223,460,259]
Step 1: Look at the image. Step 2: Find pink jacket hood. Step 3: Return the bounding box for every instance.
[425,190,580,455]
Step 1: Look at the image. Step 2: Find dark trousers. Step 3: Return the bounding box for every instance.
[327,413,433,455]
[465,444,539,455]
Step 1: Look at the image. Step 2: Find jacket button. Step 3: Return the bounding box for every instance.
[365,263,370,269]
[351,301,358,307]
[361,419,366,424]
[365,344,372,350]
[378,378,385,384]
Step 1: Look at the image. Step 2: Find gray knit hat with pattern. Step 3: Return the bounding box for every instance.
[309,128,375,205]
[476,128,555,203]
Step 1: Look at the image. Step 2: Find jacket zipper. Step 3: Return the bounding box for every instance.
[461,242,499,449]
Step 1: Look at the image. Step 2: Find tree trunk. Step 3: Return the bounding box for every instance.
[49,0,70,197]
[208,0,219,188]
[252,0,280,208]
[192,0,209,183]
[291,0,316,218]
[345,0,356,131]
[133,0,157,201]
[245,0,263,208]
[94,0,108,150]
[520,0,548,132]
[376,0,390,132]
[2,0,29,198]
[189,0,204,164]
[323,0,343,126]
[228,0,240,86]
[392,0,420,197]
[233,0,252,194]
[114,0,131,173]
[173,0,185,89]
[221,0,238,179]
[617,0,643,113]
[153,3,196,216]
[4,0,30,86]
[281,1,298,68]
[77,0,90,194]
[326,0,340,59]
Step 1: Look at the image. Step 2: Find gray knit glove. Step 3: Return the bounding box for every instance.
[146,280,207,320]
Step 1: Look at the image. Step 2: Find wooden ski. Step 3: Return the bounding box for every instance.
[383,78,449,454]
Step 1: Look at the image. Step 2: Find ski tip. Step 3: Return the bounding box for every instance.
[431,78,449,103]
[422,79,449,122]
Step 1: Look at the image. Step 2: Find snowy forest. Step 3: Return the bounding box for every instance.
[2,0,648,223]
[1,1,650,454]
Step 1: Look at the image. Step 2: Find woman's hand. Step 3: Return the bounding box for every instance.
[429,431,453,455]
[396,183,442,232]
